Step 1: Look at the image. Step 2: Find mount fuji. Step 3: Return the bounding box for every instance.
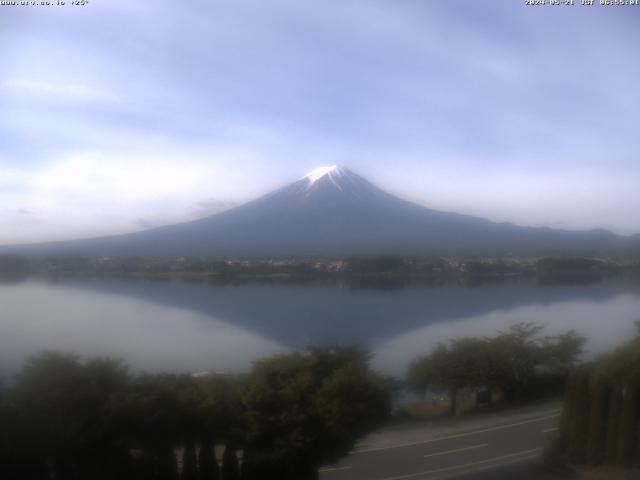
[3,166,633,257]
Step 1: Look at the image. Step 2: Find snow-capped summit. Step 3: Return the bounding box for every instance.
[293,165,387,200]
[302,165,347,192]
[303,165,343,184]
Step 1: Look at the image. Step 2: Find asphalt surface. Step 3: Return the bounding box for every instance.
[320,408,562,480]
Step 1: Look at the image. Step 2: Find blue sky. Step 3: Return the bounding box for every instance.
[1,0,639,243]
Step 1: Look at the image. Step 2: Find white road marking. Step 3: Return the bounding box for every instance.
[319,466,352,473]
[378,448,542,480]
[423,443,488,459]
[356,412,560,454]
[426,450,542,480]
[542,427,558,433]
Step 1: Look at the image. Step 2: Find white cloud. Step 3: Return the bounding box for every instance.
[5,79,120,103]
[0,146,283,244]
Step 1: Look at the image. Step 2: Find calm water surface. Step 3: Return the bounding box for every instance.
[1,276,639,378]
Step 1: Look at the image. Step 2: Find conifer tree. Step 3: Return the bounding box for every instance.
[222,444,240,480]
[567,373,590,463]
[615,378,640,467]
[198,436,220,480]
[586,377,611,465]
[182,439,198,480]
[605,382,624,465]
[558,374,577,439]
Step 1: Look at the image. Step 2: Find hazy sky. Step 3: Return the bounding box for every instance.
[1,0,639,244]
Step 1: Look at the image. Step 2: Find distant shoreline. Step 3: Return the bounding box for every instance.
[2,253,639,286]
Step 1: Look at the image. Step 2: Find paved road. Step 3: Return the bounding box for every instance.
[320,408,561,480]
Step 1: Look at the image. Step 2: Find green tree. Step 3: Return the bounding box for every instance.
[182,439,198,480]
[10,352,133,480]
[616,376,640,466]
[488,323,545,401]
[541,330,586,375]
[2,347,391,480]
[198,435,220,480]
[407,339,487,415]
[222,444,240,480]
[567,373,590,464]
[122,373,184,480]
[606,381,625,465]
[586,376,610,465]
[559,327,640,468]
[409,324,586,415]
[241,347,391,480]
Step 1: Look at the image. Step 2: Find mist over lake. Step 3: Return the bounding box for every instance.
[2,277,639,379]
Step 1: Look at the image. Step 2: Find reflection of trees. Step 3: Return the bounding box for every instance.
[0,254,30,283]
[0,348,391,480]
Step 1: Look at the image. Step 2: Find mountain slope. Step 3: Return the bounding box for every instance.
[2,166,633,256]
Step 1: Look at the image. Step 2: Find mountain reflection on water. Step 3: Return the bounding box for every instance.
[1,276,639,377]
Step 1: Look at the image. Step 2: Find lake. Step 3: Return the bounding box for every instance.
[1,276,639,379]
